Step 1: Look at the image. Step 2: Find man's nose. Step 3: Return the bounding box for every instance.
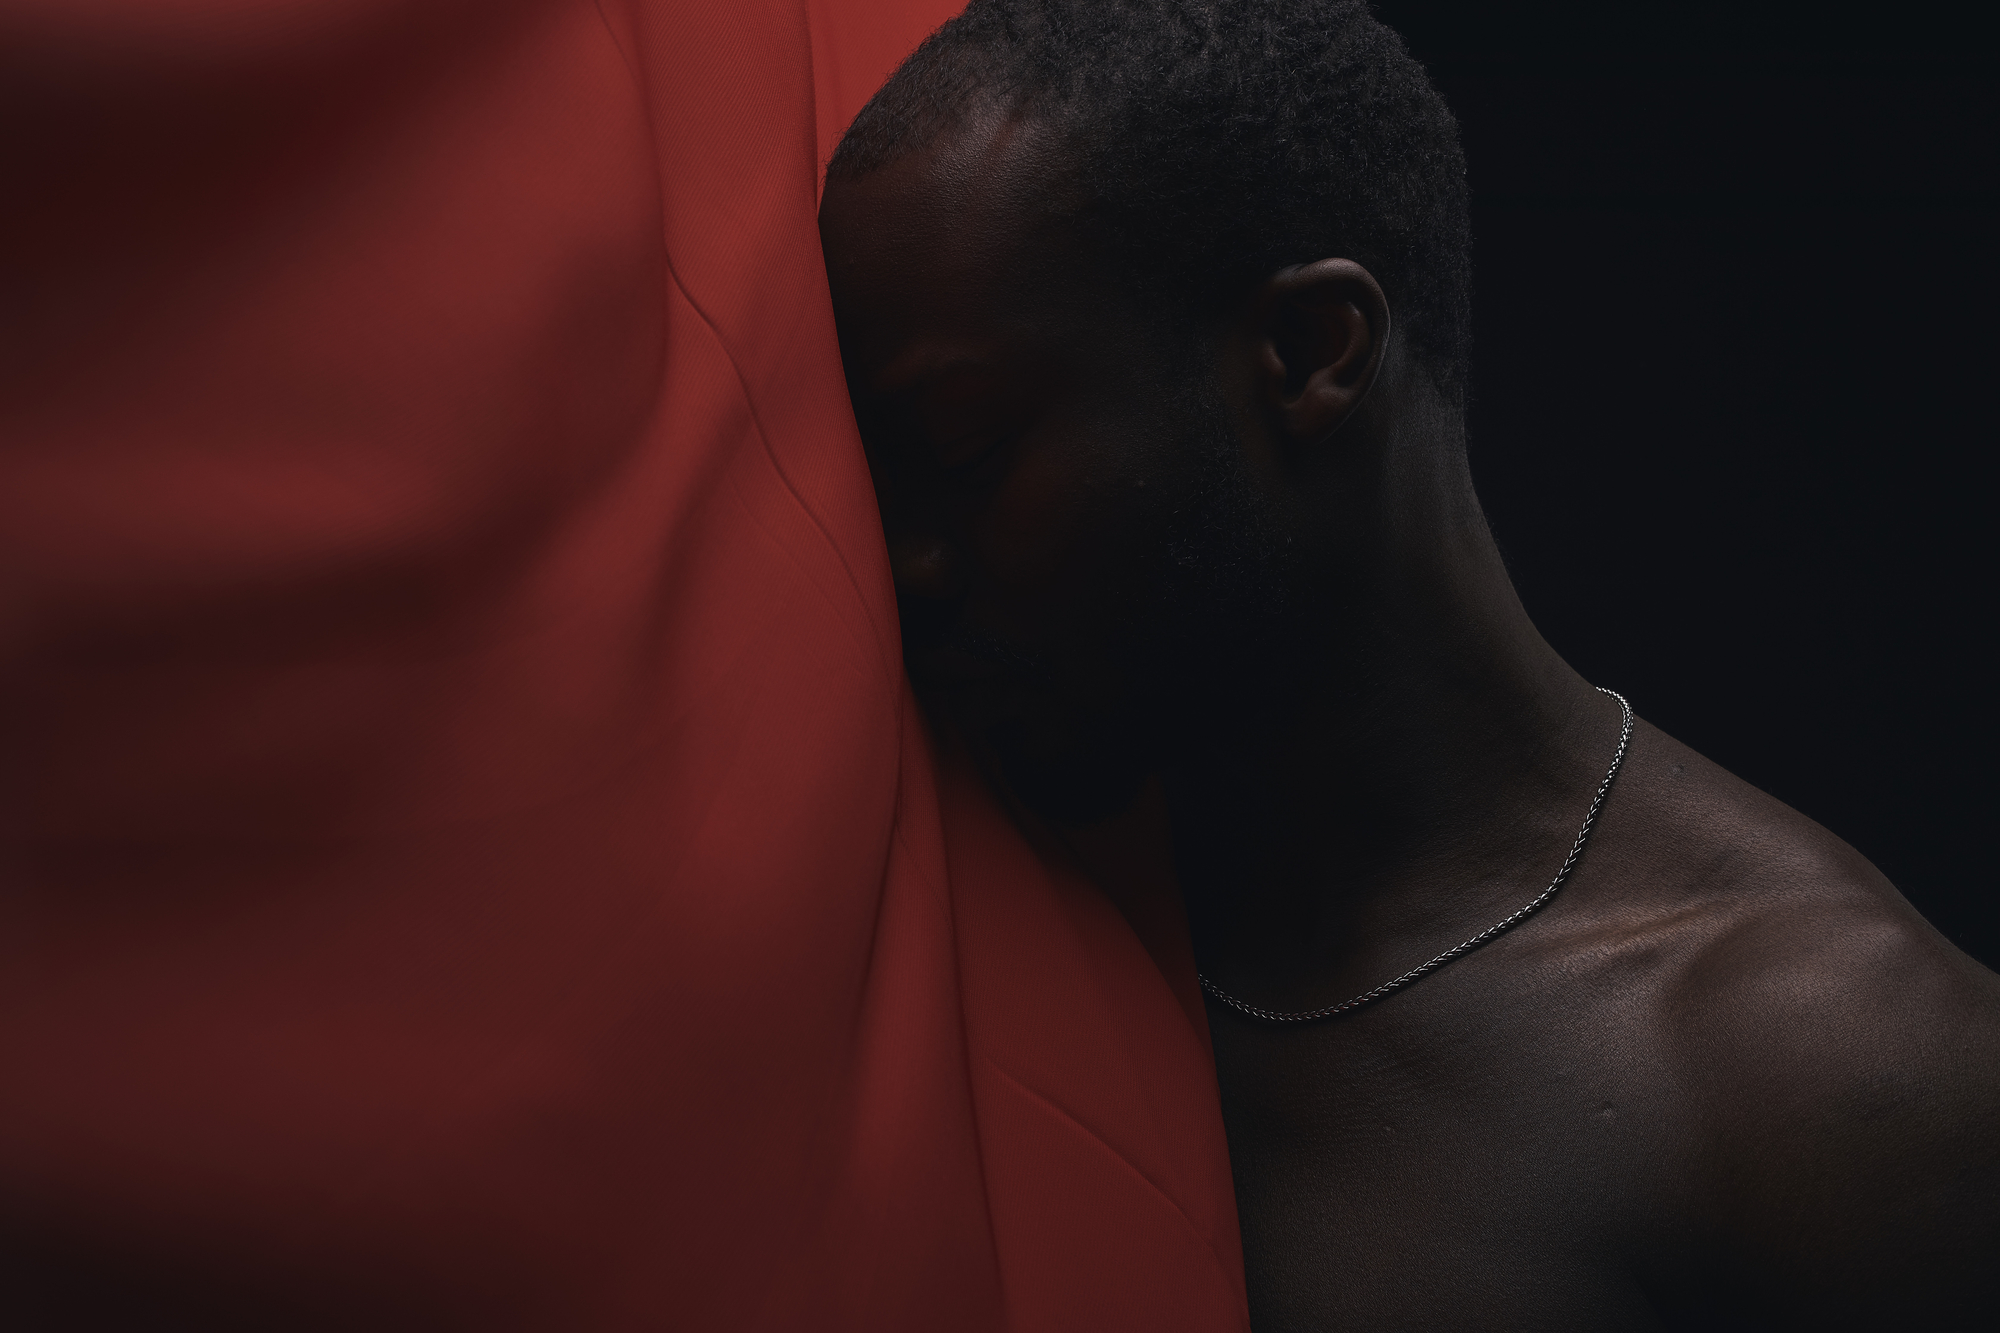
[888,532,966,602]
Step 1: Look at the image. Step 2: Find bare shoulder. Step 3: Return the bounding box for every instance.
[1586,721,2000,1324]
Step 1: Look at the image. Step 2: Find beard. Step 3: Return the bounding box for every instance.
[981,368,1319,826]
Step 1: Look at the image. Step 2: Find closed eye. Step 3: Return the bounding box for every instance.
[935,430,1020,485]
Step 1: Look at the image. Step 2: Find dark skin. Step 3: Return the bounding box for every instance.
[821,108,2000,1331]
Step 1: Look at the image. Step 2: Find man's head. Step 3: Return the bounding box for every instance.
[821,0,1473,823]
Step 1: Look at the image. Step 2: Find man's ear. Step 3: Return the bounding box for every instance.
[1252,259,1390,445]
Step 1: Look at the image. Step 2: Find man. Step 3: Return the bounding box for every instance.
[820,1,2000,1327]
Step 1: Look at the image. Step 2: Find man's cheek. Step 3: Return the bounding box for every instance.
[974,422,1137,577]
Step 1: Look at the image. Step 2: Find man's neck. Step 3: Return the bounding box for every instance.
[1165,451,1615,1010]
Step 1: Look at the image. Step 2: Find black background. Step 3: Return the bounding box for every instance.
[1371,2,1998,967]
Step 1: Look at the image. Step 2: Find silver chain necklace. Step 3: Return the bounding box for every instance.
[1198,686,1635,1024]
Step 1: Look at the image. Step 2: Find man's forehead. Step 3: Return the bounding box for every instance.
[851,104,1070,242]
[822,110,1090,370]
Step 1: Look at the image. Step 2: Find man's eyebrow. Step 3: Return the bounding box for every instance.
[869,353,1004,398]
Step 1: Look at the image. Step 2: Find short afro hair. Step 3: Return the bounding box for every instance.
[829,0,1473,406]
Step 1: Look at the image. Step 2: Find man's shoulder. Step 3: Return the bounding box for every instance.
[1573,721,2000,1317]
[1598,720,1997,1030]
[1588,720,2000,1103]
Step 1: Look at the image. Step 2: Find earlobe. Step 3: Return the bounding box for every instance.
[1256,259,1391,445]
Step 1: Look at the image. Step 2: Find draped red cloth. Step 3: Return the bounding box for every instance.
[0,1,1246,1327]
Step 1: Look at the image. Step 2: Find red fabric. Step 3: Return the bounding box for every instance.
[0,1,1247,1327]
